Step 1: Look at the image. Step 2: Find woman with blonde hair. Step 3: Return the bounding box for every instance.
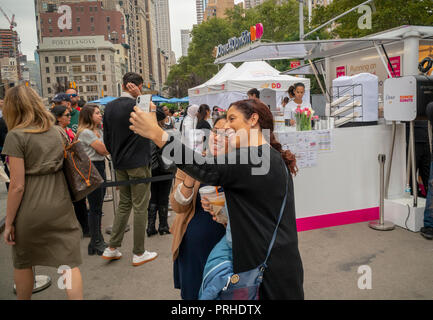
[2,86,83,300]
[77,105,109,256]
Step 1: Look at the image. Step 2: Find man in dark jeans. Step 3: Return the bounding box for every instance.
[102,72,158,266]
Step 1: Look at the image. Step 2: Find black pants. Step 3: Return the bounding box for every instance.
[1,154,9,190]
[150,167,173,206]
[87,161,106,218]
[73,198,89,234]
[408,142,431,196]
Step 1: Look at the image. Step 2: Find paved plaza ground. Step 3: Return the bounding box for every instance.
[0,186,433,300]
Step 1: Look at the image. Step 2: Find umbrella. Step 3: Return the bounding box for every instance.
[168,97,189,103]
[152,95,170,103]
[88,96,117,105]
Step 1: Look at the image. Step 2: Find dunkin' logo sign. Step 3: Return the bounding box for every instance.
[261,83,282,89]
[215,23,264,58]
[400,95,414,103]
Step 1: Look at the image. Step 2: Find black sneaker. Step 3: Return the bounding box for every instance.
[420,227,433,240]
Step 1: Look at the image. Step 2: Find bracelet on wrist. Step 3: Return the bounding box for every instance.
[183,183,194,189]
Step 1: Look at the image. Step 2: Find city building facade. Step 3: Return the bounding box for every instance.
[34,0,168,96]
[204,0,234,21]
[180,29,191,57]
[38,35,117,102]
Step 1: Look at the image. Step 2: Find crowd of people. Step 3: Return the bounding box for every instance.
[0,71,312,301]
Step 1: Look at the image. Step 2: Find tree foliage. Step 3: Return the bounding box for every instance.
[166,0,433,97]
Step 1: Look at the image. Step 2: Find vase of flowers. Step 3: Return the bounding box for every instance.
[295,106,315,131]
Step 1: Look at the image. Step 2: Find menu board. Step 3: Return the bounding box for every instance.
[275,130,333,168]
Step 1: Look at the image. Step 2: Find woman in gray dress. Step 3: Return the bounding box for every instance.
[2,86,83,300]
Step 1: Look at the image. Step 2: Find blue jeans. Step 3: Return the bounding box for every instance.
[423,161,433,228]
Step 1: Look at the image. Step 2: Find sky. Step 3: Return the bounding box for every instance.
[0,0,244,62]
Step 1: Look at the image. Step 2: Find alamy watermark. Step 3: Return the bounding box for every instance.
[57,265,72,290]
[358,5,372,30]
[357,265,372,290]
[160,128,273,176]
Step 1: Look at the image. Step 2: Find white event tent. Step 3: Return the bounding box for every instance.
[188,61,310,110]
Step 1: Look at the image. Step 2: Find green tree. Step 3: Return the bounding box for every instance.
[309,0,433,39]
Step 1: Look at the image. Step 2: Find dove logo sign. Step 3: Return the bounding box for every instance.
[215,23,264,58]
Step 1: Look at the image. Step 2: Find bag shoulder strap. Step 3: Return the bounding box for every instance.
[262,163,289,268]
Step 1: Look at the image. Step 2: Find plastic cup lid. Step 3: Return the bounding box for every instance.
[199,186,217,195]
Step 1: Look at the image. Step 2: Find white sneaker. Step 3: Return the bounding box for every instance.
[132,250,158,266]
[102,248,122,261]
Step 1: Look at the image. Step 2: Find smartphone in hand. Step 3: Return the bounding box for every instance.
[136,94,152,112]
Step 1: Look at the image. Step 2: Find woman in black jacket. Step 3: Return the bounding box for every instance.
[130,99,304,300]
[147,107,175,237]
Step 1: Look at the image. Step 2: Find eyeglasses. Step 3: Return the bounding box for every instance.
[68,94,78,97]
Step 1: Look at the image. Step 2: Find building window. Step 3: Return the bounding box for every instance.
[85,75,97,82]
[54,56,66,63]
[45,56,49,63]
[48,87,52,94]
[77,26,80,32]
[101,55,105,61]
[49,27,52,33]
[90,7,93,12]
[46,67,50,73]
[80,6,84,12]
[107,16,110,23]
[72,65,82,73]
[84,55,96,62]
[74,76,82,82]
[70,56,81,63]
[103,85,107,91]
[85,65,97,72]
[76,17,80,23]
[55,66,67,73]
[94,6,97,12]
[47,77,51,84]
[103,75,107,81]
[86,85,98,92]
[107,25,110,31]
[122,34,125,39]
[102,65,105,71]
[90,16,94,23]
[48,18,52,24]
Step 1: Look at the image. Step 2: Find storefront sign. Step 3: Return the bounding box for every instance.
[261,82,282,89]
[215,23,264,58]
[291,60,301,69]
[388,56,401,77]
[40,36,109,50]
[336,66,346,78]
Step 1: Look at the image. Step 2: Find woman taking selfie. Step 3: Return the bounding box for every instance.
[76,105,109,256]
[2,86,83,300]
[170,115,228,300]
[130,99,304,299]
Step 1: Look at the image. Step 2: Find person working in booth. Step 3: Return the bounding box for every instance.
[284,83,311,126]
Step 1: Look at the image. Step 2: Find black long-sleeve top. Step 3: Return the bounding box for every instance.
[161,134,304,300]
[103,97,151,170]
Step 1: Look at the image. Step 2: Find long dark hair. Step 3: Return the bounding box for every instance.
[50,105,68,125]
[228,99,298,175]
[77,104,100,137]
[197,104,210,122]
